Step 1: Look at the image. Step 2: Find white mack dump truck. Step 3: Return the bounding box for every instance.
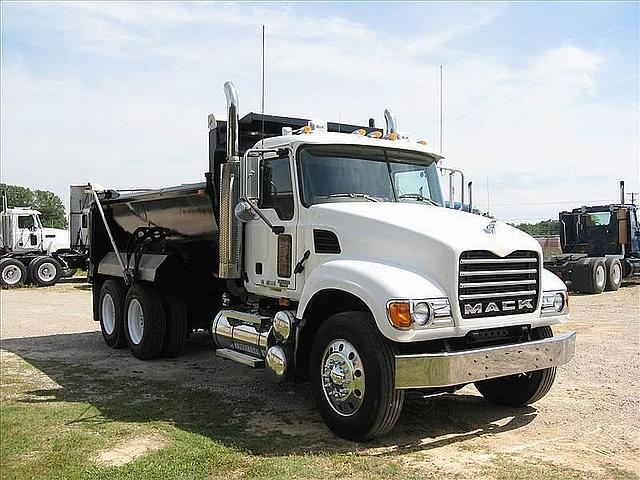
[86,82,576,441]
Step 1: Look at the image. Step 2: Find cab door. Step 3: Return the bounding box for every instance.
[244,153,298,293]
[15,214,41,251]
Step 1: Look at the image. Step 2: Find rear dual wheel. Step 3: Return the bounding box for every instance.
[99,280,127,348]
[0,258,27,288]
[29,256,62,286]
[98,280,189,359]
[604,258,622,291]
[125,284,167,360]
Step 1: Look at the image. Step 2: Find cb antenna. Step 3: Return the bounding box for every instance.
[261,25,266,146]
[439,64,443,155]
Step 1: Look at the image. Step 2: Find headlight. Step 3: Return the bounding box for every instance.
[387,298,453,329]
[412,302,432,326]
[541,291,568,316]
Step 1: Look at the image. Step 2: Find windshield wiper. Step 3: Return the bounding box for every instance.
[398,193,438,206]
[326,193,379,202]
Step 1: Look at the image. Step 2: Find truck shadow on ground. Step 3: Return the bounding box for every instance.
[2,331,537,456]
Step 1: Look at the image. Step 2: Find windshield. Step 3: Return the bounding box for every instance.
[297,145,443,206]
[585,212,611,227]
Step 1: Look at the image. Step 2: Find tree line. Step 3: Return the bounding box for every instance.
[512,219,560,236]
[0,183,67,229]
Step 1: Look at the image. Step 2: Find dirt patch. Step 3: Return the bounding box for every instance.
[1,282,639,478]
[95,432,168,467]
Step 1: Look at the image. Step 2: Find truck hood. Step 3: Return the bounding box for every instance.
[306,202,542,298]
[309,202,541,257]
[41,227,70,251]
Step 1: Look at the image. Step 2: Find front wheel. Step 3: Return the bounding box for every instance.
[310,311,404,441]
[474,326,557,407]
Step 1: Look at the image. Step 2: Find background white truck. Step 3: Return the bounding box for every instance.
[0,192,87,287]
[86,82,576,440]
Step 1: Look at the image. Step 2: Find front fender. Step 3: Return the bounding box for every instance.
[297,259,448,342]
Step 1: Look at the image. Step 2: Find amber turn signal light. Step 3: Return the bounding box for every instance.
[388,302,412,328]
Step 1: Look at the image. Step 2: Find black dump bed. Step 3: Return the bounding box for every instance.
[90,183,219,280]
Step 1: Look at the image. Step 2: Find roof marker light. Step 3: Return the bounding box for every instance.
[418,140,428,145]
[389,132,398,141]
[367,131,383,138]
[351,129,366,136]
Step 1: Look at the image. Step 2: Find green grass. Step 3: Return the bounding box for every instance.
[2,353,638,480]
[0,354,430,480]
[479,454,638,480]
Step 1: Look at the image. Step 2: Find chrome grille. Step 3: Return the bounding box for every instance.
[458,251,539,319]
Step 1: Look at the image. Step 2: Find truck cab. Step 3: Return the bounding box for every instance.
[544,184,640,294]
[1,196,86,288]
[88,82,576,441]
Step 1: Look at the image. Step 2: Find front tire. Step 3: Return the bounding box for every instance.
[98,280,127,348]
[125,284,166,360]
[28,256,62,286]
[310,311,404,441]
[474,326,557,407]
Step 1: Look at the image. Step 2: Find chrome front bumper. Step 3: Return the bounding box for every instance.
[395,331,576,389]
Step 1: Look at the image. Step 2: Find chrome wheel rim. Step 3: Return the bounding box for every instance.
[2,265,22,285]
[101,293,116,335]
[37,262,57,282]
[612,263,621,285]
[595,264,606,289]
[127,299,144,345]
[321,339,365,417]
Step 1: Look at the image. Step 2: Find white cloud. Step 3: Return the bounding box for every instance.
[1,2,638,222]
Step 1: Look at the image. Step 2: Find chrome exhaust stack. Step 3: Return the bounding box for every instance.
[384,109,398,138]
[224,82,239,160]
[219,81,243,279]
[468,181,473,212]
[620,180,625,205]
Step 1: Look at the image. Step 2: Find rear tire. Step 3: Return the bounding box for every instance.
[0,258,27,288]
[161,290,188,357]
[310,311,404,441]
[125,284,166,360]
[604,258,622,291]
[474,326,557,407]
[98,280,127,348]
[588,258,607,294]
[28,256,63,286]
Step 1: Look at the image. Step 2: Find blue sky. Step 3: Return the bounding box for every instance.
[1,1,638,221]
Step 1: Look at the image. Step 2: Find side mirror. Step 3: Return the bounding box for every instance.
[30,225,38,232]
[234,200,258,223]
[243,155,261,201]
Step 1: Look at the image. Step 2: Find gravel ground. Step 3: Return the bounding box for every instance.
[1,279,639,478]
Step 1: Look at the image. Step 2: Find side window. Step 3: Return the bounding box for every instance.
[259,156,294,220]
[18,215,35,229]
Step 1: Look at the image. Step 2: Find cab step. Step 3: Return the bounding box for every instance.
[215,348,265,368]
